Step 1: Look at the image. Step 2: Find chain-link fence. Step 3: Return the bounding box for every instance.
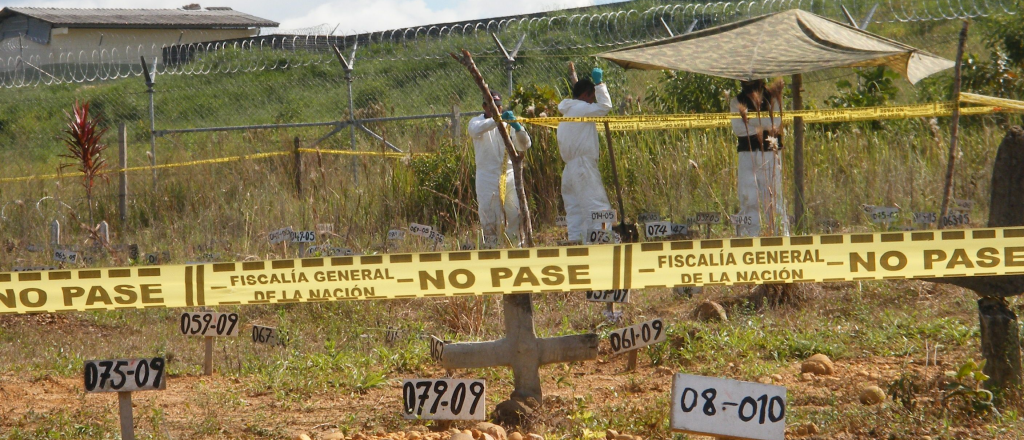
[0,0,1015,195]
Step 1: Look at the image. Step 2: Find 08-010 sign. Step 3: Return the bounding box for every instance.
[671,373,786,440]
[84,357,166,393]
[180,312,240,337]
[402,379,486,420]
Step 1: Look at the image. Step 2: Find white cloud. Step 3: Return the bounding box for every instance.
[278,0,597,34]
[2,0,602,34]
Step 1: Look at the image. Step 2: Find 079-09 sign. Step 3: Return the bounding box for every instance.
[402,379,486,420]
[671,373,786,440]
[84,357,166,393]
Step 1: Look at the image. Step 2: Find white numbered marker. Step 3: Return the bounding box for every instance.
[410,223,432,238]
[84,357,167,393]
[671,373,786,440]
[729,215,753,227]
[388,229,406,241]
[590,210,617,223]
[695,212,721,224]
[608,318,667,355]
[671,223,689,236]
[53,249,78,263]
[940,213,971,228]
[179,312,241,337]
[555,215,567,227]
[644,221,672,239]
[291,230,315,243]
[585,289,630,303]
[268,227,293,244]
[586,228,613,244]
[869,206,899,223]
[251,325,285,347]
[429,336,445,363]
[638,212,661,223]
[913,212,937,225]
[402,379,486,420]
[427,229,444,244]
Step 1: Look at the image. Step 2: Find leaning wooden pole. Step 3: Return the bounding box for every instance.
[450,49,535,247]
[939,20,970,227]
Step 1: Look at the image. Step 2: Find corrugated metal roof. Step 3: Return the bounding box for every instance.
[0,7,278,29]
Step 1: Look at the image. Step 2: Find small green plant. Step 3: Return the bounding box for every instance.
[59,100,108,226]
[825,66,901,109]
[645,70,737,114]
[943,358,998,417]
[888,371,924,411]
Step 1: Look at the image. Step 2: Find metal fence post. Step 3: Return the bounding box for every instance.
[294,137,303,197]
[140,56,157,191]
[332,43,360,185]
[451,104,461,140]
[118,123,128,223]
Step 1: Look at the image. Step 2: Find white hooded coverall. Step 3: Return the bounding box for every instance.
[557,83,613,242]
[730,97,790,237]
[467,115,532,244]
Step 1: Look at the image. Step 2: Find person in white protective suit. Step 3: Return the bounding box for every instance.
[730,79,790,237]
[467,91,532,247]
[557,68,613,242]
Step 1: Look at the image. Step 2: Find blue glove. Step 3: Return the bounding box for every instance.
[502,110,524,132]
[591,67,604,84]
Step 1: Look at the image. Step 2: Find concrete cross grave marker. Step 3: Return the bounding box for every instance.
[441,294,599,404]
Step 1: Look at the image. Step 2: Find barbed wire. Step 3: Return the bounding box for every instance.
[0,0,1014,88]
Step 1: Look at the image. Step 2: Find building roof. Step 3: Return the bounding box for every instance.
[0,7,278,29]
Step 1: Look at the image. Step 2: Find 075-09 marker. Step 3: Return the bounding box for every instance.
[84,357,166,393]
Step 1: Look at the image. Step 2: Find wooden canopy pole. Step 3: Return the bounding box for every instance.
[939,20,970,227]
[791,74,805,233]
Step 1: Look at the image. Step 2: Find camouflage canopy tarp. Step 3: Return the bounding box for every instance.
[597,9,953,84]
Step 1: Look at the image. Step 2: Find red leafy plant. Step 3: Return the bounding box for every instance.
[59,100,108,225]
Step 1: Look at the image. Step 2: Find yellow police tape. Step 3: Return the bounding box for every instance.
[296,148,429,158]
[4,227,1024,314]
[0,150,430,184]
[518,94,1024,131]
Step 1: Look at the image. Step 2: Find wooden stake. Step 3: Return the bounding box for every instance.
[203,336,214,375]
[939,20,970,227]
[118,123,128,224]
[451,104,461,140]
[450,49,534,247]
[604,122,627,228]
[118,391,134,440]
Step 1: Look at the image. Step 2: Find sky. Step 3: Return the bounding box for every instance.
[2,0,625,33]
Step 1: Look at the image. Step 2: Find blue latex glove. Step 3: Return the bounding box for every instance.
[502,110,524,132]
[591,67,604,84]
